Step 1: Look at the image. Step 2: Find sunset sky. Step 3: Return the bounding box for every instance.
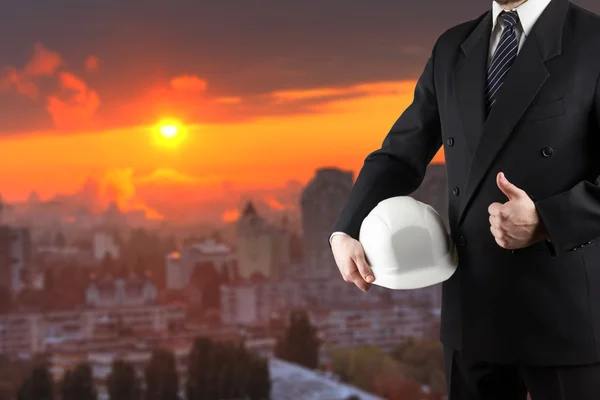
[1,0,598,218]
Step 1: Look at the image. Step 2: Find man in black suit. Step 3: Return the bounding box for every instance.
[329,0,600,398]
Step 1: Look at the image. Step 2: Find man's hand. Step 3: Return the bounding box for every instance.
[488,172,548,249]
[330,234,374,292]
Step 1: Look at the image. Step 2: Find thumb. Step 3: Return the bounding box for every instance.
[353,249,374,283]
[497,172,525,201]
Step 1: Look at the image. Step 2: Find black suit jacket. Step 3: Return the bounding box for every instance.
[331,0,600,365]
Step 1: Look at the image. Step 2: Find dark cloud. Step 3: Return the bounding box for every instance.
[0,0,597,133]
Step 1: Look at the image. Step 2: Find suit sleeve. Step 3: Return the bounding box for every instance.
[329,39,443,243]
[534,71,600,257]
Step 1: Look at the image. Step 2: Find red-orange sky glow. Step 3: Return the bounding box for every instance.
[0,41,445,223]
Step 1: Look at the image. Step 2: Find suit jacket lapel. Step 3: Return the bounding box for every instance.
[454,12,492,157]
[456,0,569,226]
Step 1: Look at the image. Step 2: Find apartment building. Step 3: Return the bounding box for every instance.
[0,304,186,355]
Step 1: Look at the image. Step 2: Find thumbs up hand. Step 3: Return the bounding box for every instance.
[488,172,548,249]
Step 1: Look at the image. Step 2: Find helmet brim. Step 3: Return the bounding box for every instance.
[370,247,458,290]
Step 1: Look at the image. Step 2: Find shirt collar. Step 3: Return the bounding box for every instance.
[492,0,553,37]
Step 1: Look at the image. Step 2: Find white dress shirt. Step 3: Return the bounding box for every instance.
[329,0,552,246]
[488,0,552,65]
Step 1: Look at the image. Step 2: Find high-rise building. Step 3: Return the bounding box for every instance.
[0,192,33,299]
[93,231,120,261]
[86,275,158,308]
[301,167,353,278]
[236,201,290,279]
[0,226,31,298]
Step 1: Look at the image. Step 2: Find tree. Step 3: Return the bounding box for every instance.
[17,363,54,400]
[186,337,214,400]
[187,337,270,400]
[248,355,270,400]
[205,341,227,400]
[331,346,424,399]
[0,356,36,396]
[0,381,14,400]
[230,343,251,399]
[61,363,97,400]
[391,337,445,396]
[144,349,179,400]
[107,360,141,400]
[216,352,235,400]
[59,370,73,400]
[372,369,422,400]
[275,309,319,369]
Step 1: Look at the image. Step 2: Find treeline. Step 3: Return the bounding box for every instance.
[274,309,319,370]
[331,337,447,400]
[13,337,270,400]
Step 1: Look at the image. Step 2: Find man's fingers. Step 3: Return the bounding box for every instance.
[347,269,371,292]
[355,280,371,292]
[490,225,503,238]
[330,236,373,292]
[495,237,510,249]
[352,251,374,283]
[488,202,503,217]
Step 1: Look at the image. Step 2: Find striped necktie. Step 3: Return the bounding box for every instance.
[485,10,520,114]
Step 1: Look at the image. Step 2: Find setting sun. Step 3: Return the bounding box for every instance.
[153,119,187,149]
[160,124,178,138]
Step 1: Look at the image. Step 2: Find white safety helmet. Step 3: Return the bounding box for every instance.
[358,196,458,290]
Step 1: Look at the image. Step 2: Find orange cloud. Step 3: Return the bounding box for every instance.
[0,67,39,99]
[111,78,415,131]
[263,196,288,211]
[270,81,407,104]
[272,87,353,103]
[222,209,240,222]
[47,72,100,130]
[170,75,207,92]
[85,55,100,72]
[99,168,163,220]
[112,74,226,127]
[0,42,61,100]
[24,42,62,76]
[60,72,88,92]
[135,168,202,185]
[1,42,101,131]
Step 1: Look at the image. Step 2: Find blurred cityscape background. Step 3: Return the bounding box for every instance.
[0,163,448,400]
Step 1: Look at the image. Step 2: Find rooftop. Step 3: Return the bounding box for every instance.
[270,358,383,400]
[191,238,232,255]
[242,200,258,217]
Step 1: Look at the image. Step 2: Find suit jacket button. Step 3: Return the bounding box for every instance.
[541,147,553,157]
[458,235,466,247]
[453,187,460,196]
[446,137,454,147]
